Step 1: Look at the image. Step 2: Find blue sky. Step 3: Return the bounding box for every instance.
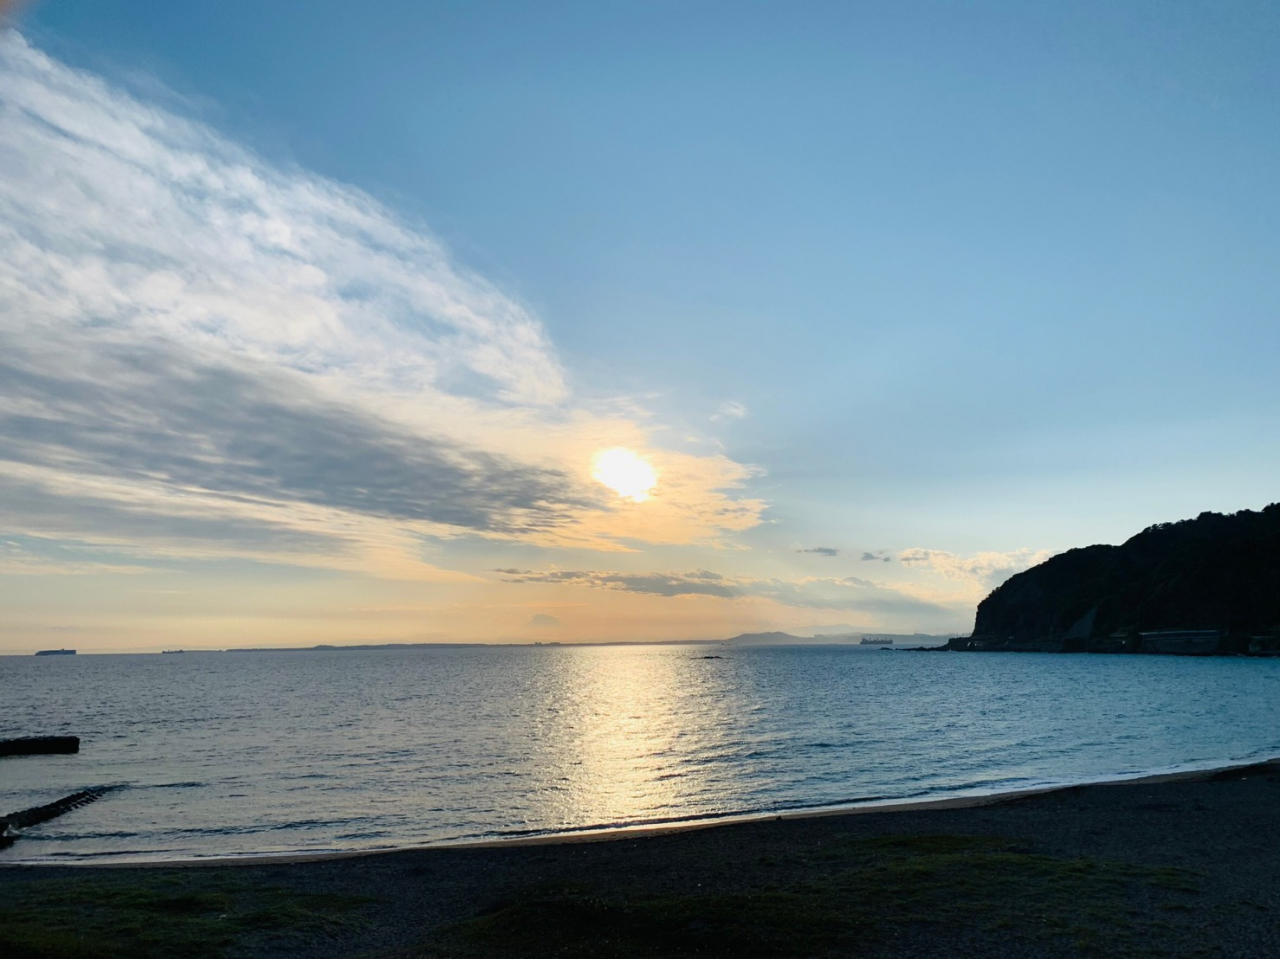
[1,1,1277,650]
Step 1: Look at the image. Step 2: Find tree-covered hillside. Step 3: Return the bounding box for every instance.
[959,504,1280,653]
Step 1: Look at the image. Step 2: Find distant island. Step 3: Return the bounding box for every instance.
[946,504,1280,656]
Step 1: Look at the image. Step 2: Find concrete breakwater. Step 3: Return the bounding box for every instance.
[0,787,114,850]
[0,736,81,757]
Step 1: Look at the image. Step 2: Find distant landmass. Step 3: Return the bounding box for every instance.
[949,504,1280,655]
[225,642,488,653]
[727,631,955,646]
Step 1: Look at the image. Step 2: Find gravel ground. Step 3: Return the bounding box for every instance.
[2,762,1277,957]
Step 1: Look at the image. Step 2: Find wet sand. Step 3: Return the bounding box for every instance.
[2,760,1278,957]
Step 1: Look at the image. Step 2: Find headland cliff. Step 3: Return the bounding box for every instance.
[948,504,1280,655]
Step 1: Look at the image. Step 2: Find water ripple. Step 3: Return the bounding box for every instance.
[1,646,1277,862]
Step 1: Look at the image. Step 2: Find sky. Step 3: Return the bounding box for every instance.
[1,1,1277,652]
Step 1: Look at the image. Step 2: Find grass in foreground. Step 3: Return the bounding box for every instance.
[0,835,1213,958]
[0,874,372,958]
[420,835,1204,959]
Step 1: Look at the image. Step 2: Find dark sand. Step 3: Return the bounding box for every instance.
[2,762,1278,957]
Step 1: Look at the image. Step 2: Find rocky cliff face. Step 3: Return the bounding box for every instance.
[959,504,1280,652]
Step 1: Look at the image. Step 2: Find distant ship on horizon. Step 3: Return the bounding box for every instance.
[859,637,894,646]
[35,648,76,656]
[161,649,186,655]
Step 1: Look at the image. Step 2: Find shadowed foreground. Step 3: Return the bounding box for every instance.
[1,764,1277,958]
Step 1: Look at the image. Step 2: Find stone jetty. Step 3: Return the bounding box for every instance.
[0,736,80,757]
[0,787,113,850]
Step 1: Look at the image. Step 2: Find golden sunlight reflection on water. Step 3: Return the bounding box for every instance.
[529,645,735,829]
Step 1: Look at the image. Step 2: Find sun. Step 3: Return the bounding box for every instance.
[592,447,658,502]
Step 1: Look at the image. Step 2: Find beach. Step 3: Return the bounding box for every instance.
[2,760,1277,957]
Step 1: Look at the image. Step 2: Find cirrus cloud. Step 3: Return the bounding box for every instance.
[0,32,766,573]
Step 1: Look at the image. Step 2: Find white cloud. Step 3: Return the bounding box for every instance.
[711,400,748,422]
[897,547,1055,591]
[0,32,564,406]
[0,33,767,571]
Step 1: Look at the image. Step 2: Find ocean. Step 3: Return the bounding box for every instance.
[2,644,1278,863]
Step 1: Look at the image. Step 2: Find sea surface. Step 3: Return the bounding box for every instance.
[2,645,1278,863]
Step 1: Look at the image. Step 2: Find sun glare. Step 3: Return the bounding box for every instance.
[592,447,658,502]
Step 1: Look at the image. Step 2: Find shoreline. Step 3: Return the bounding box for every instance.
[4,758,1278,957]
[7,754,1276,869]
